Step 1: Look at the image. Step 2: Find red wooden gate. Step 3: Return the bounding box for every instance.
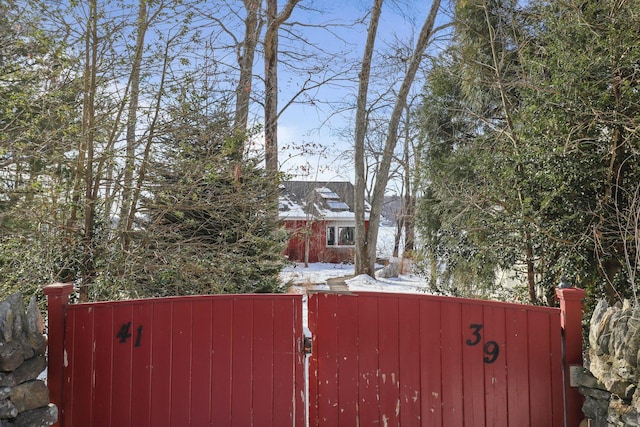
[45,286,305,427]
[307,290,584,427]
[45,285,584,427]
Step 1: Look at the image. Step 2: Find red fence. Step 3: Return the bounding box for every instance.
[307,291,584,426]
[45,285,585,427]
[44,285,305,427]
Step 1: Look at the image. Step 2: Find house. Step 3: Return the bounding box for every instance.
[279,181,369,263]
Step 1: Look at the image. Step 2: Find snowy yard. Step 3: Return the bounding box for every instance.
[280,261,430,295]
[280,224,430,295]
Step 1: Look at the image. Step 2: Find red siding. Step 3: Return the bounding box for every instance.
[283,220,360,263]
[308,292,566,427]
[61,294,305,427]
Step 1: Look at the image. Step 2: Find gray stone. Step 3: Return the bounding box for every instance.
[0,303,14,344]
[0,388,9,401]
[0,398,17,419]
[5,295,25,342]
[24,297,43,337]
[583,395,609,420]
[624,308,640,368]
[590,299,610,349]
[612,357,636,382]
[580,386,611,400]
[589,351,612,384]
[376,259,400,278]
[609,397,640,426]
[12,404,58,427]
[0,356,46,387]
[611,308,631,360]
[596,305,616,356]
[9,380,49,413]
[572,365,602,388]
[0,342,23,372]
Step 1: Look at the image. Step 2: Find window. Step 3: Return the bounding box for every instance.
[327,226,335,246]
[327,201,349,210]
[316,187,339,199]
[326,225,355,247]
[338,227,355,245]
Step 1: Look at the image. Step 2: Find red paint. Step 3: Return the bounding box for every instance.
[557,287,587,427]
[282,219,368,263]
[50,294,304,427]
[43,283,73,427]
[45,287,585,427]
[308,292,577,426]
[398,298,421,425]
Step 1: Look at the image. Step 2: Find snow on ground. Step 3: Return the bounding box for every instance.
[280,225,429,295]
[280,261,430,294]
[281,261,431,330]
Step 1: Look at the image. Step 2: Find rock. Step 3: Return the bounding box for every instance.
[572,366,602,389]
[580,386,611,400]
[590,300,609,349]
[612,357,636,383]
[0,303,14,343]
[376,258,400,278]
[5,295,25,343]
[583,395,608,421]
[12,404,57,427]
[610,308,631,360]
[24,297,43,337]
[595,303,616,356]
[0,341,24,372]
[624,308,640,368]
[0,356,46,387]
[9,380,49,413]
[0,399,17,419]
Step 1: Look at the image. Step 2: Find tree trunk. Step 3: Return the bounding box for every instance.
[120,0,148,250]
[360,0,441,277]
[79,0,99,302]
[235,0,262,133]
[402,102,415,256]
[525,234,537,304]
[264,0,299,173]
[354,0,384,276]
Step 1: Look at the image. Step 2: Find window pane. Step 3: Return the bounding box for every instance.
[327,226,335,246]
[338,227,355,246]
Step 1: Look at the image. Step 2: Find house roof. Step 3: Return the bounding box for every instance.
[278,181,370,221]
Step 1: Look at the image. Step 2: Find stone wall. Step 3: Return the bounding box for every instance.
[577,299,640,426]
[0,294,56,427]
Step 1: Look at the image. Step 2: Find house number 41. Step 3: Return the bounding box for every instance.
[465,324,500,364]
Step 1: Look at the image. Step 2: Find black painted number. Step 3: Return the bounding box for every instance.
[116,322,132,343]
[134,325,143,347]
[117,322,143,347]
[466,323,500,364]
[465,323,483,346]
[483,341,500,364]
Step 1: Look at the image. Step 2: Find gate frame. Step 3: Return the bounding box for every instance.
[45,284,585,427]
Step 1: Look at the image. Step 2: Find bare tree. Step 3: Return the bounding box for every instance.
[264,0,300,173]
[355,0,442,276]
[235,0,264,132]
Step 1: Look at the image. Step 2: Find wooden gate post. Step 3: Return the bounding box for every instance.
[556,287,586,427]
[44,283,74,427]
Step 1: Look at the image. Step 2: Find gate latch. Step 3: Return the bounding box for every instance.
[303,336,312,355]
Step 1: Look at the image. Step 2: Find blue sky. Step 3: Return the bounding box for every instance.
[272,0,452,185]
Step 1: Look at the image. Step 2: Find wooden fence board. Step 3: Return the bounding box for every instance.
[308,292,566,427]
[60,295,304,427]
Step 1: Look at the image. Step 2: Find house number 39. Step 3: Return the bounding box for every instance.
[465,323,500,364]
